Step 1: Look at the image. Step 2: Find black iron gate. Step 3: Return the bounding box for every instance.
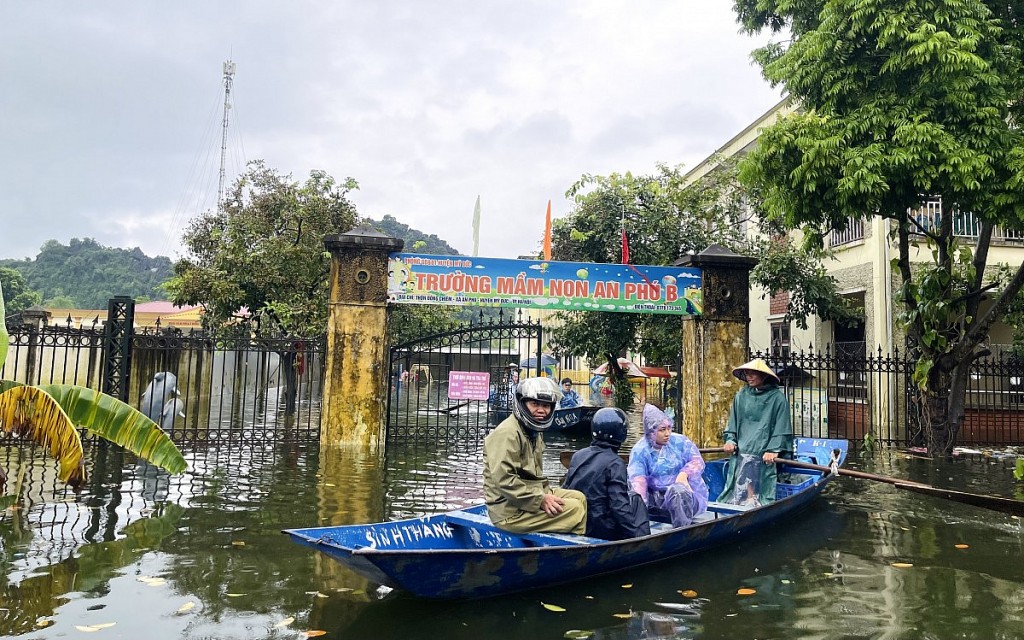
[386,315,544,446]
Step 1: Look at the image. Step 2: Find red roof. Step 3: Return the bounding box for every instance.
[640,366,673,378]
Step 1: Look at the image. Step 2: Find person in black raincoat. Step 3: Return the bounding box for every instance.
[564,408,650,540]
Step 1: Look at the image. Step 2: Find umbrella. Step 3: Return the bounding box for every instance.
[592,358,648,378]
[519,354,559,369]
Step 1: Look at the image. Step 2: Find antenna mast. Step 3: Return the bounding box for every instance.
[217,60,236,212]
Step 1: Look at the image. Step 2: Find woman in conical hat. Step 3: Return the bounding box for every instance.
[718,357,793,507]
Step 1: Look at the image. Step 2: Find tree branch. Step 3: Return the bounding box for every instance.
[957,261,1024,360]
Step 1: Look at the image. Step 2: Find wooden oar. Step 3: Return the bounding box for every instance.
[559,447,726,469]
[777,457,1024,517]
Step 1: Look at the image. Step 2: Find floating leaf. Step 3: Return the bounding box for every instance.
[226,593,246,597]
[564,630,595,639]
[304,631,327,638]
[891,562,914,568]
[75,625,99,632]
[542,602,566,612]
[92,623,116,629]
[737,588,757,596]
[678,589,698,598]
[584,595,594,600]
[612,613,632,619]
[315,591,329,598]
[36,620,55,628]
[781,579,791,585]
[231,541,246,547]
[275,617,295,628]
[954,544,969,549]
[177,602,196,613]
[620,583,633,589]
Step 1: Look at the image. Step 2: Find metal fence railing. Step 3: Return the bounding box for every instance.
[2,300,324,444]
[753,343,1024,447]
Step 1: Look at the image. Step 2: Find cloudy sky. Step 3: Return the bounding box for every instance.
[0,2,782,262]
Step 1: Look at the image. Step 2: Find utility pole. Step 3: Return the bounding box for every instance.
[217,60,236,212]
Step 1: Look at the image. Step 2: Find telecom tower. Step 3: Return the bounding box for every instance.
[217,60,236,212]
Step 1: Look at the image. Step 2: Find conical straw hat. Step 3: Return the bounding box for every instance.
[732,358,780,383]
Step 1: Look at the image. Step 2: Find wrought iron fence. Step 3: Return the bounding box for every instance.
[753,344,1024,447]
[2,301,324,444]
[386,312,544,446]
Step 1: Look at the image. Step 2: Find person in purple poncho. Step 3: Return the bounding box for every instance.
[627,403,709,527]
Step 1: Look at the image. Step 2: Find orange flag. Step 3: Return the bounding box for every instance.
[543,200,552,260]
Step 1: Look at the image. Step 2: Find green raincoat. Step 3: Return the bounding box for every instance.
[718,381,793,505]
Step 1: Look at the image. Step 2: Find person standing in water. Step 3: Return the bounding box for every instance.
[719,358,794,507]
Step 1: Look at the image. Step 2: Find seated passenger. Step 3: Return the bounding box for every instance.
[627,404,709,527]
[564,408,650,540]
[559,378,582,408]
[483,377,587,534]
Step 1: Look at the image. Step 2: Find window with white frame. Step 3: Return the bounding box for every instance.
[771,321,791,358]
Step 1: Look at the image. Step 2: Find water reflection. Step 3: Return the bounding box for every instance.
[1,439,1022,639]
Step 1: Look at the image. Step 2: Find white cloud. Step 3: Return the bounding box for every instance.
[0,1,782,262]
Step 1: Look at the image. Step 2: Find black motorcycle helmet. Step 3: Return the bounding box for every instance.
[591,407,628,447]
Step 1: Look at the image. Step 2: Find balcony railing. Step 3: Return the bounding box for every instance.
[829,218,865,247]
[911,198,1024,242]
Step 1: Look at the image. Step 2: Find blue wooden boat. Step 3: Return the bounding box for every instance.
[283,438,848,600]
[487,404,597,433]
[549,404,598,433]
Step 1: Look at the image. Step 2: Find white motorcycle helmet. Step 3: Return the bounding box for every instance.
[512,377,563,432]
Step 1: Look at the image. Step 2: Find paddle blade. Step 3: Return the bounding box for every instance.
[0,385,87,488]
[38,384,187,475]
[894,483,1024,517]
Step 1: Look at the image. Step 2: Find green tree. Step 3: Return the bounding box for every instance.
[0,266,41,317]
[167,161,360,413]
[169,161,359,335]
[734,0,1024,454]
[548,166,750,409]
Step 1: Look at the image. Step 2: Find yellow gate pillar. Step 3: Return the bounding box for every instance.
[321,226,404,448]
[676,245,758,448]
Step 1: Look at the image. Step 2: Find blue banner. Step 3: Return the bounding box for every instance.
[387,253,702,316]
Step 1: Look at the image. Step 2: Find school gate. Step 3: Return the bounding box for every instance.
[385,314,544,446]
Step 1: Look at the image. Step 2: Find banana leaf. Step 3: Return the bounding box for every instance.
[0,385,87,488]
[38,384,187,475]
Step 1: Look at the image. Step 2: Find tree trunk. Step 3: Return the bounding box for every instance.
[923,364,967,457]
[281,350,298,416]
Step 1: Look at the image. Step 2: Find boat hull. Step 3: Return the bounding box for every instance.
[549,405,598,433]
[487,405,597,433]
[285,438,847,600]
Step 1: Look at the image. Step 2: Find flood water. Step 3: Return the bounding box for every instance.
[2,425,1023,639]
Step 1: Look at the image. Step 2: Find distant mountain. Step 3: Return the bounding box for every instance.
[367,215,461,255]
[2,219,462,311]
[0,238,174,309]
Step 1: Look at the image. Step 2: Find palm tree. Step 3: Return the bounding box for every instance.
[1,280,185,501]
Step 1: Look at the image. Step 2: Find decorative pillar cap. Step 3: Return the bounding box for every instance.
[674,244,757,270]
[325,223,405,253]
